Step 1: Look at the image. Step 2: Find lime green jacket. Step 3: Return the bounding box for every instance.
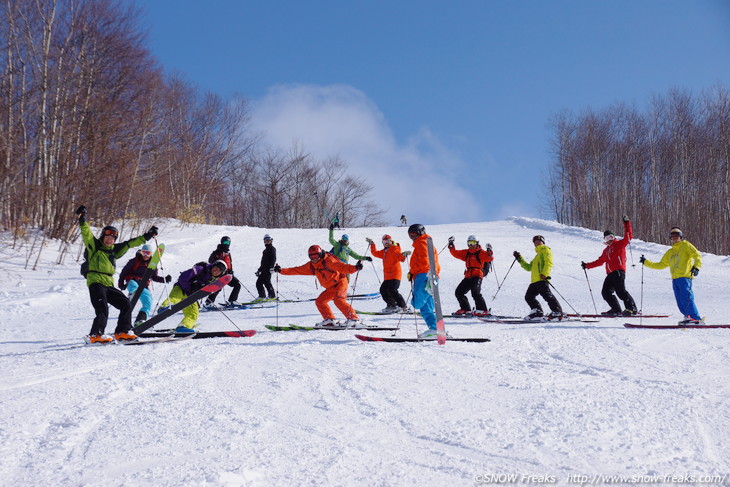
[517,244,554,284]
[643,240,702,279]
[328,228,367,263]
[81,221,147,287]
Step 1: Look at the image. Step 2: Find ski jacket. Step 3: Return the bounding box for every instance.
[280,252,358,289]
[80,221,146,288]
[118,252,164,289]
[328,228,367,263]
[209,245,233,273]
[643,240,702,279]
[369,242,406,281]
[585,220,633,274]
[176,263,219,295]
[409,234,440,277]
[517,244,554,284]
[258,244,277,273]
[449,244,493,278]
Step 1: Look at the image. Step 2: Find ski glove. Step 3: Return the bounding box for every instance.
[691,267,700,277]
[364,256,373,262]
[365,238,373,244]
[402,250,412,258]
[513,251,521,260]
[329,223,335,231]
[118,280,127,291]
[143,226,158,240]
[639,255,646,264]
[273,264,281,273]
[255,270,261,277]
[165,275,172,283]
[581,261,587,270]
[355,260,363,271]
[623,215,630,222]
[540,274,549,281]
[76,205,87,224]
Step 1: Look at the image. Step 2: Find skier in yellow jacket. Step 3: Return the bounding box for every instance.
[640,227,703,325]
[513,235,563,320]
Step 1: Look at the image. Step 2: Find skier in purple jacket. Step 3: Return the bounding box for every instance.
[159,260,227,332]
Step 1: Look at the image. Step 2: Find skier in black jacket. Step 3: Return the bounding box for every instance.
[255,234,277,300]
[204,236,242,308]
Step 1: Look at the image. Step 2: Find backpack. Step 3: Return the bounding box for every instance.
[80,246,116,278]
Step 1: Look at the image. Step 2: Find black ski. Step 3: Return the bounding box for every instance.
[356,334,490,343]
[139,330,257,339]
[132,275,232,334]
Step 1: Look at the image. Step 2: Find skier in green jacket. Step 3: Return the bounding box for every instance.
[77,205,158,344]
[513,235,564,320]
[328,223,371,281]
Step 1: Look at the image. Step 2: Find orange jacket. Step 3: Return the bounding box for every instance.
[281,252,358,289]
[370,242,406,281]
[449,245,493,278]
[409,234,440,277]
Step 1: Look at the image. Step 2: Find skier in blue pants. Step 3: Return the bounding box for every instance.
[406,224,441,338]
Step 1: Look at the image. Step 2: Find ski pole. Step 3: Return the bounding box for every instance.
[275,272,279,325]
[492,258,517,301]
[392,287,414,337]
[208,305,244,331]
[583,267,598,315]
[640,257,645,325]
[547,279,580,316]
[369,259,382,285]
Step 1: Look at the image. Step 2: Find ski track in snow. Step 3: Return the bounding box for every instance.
[1,218,730,486]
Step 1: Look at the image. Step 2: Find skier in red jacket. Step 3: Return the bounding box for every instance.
[582,216,638,316]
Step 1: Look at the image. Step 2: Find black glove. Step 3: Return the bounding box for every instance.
[691,267,699,277]
[448,236,455,248]
[165,275,172,283]
[329,223,334,231]
[365,256,372,262]
[639,255,646,264]
[513,251,521,260]
[76,205,87,224]
[143,225,158,240]
[118,281,127,291]
[355,260,363,271]
[273,264,281,273]
[623,215,630,222]
[255,270,261,277]
[407,272,412,281]
[581,261,587,270]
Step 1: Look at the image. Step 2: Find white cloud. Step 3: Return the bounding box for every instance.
[250,83,484,225]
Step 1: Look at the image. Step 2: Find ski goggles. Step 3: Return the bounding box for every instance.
[467,240,478,246]
[309,253,320,260]
[140,250,153,257]
[604,234,615,243]
[102,228,118,239]
[221,239,231,246]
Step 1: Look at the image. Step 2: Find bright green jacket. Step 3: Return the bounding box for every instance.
[517,244,554,284]
[643,240,702,279]
[328,227,367,263]
[81,221,147,287]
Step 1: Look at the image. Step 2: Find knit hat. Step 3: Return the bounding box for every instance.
[603,230,614,237]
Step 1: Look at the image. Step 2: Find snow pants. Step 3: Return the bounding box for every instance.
[455,276,488,311]
[256,270,276,299]
[412,272,436,330]
[380,279,406,308]
[126,280,153,316]
[672,277,701,320]
[207,274,241,304]
[525,281,562,314]
[601,270,637,313]
[315,279,358,321]
[161,285,198,328]
[88,283,132,335]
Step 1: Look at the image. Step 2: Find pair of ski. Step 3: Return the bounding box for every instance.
[278,292,380,303]
[131,275,256,339]
[624,323,730,329]
[356,238,489,344]
[478,316,599,324]
[266,324,399,332]
[566,313,669,318]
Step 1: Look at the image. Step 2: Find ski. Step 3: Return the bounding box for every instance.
[121,334,196,345]
[132,274,233,334]
[265,324,400,332]
[451,312,514,319]
[138,330,257,339]
[355,334,490,343]
[129,243,165,310]
[426,237,446,345]
[278,292,380,303]
[478,317,599,324]
[355,309,417,316]
[567,313,669,318]
[623,323,730,329]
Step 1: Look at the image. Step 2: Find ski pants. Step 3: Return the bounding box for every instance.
[455,276,488,311]
[672,277,701,320]
[601,270,637,313]
[380,279,406,308]
[88,283,132,335]
[161,285,198,328]
[315,279,358,321]
[126,280,153,316]
[256,270,276,298]
[525,280,562,314]
[207,274,241,304]
[412,272,436,330]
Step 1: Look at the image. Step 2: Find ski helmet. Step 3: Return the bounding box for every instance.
[263,234,272,242]
[407,224,425,238]
[308,245,323,260]
[100,226,118,239]
[140,243,154,257]
[532,235,545,244]
[670,227,683,239]
[221,236,231,245]
[211,260,228,274]
[467,235,478,245]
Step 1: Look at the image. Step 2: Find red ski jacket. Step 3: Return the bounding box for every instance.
[585,220,633,274]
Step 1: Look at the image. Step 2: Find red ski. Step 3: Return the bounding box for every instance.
[624,323,730,329]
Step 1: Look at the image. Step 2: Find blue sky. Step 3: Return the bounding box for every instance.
[135,0,730,226]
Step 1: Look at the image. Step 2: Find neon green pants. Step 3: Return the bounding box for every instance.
[161,285,199,328]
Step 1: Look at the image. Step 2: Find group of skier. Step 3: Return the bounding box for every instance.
[78,202,705,344]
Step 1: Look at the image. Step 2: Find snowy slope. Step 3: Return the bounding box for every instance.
[1,217,729,487]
